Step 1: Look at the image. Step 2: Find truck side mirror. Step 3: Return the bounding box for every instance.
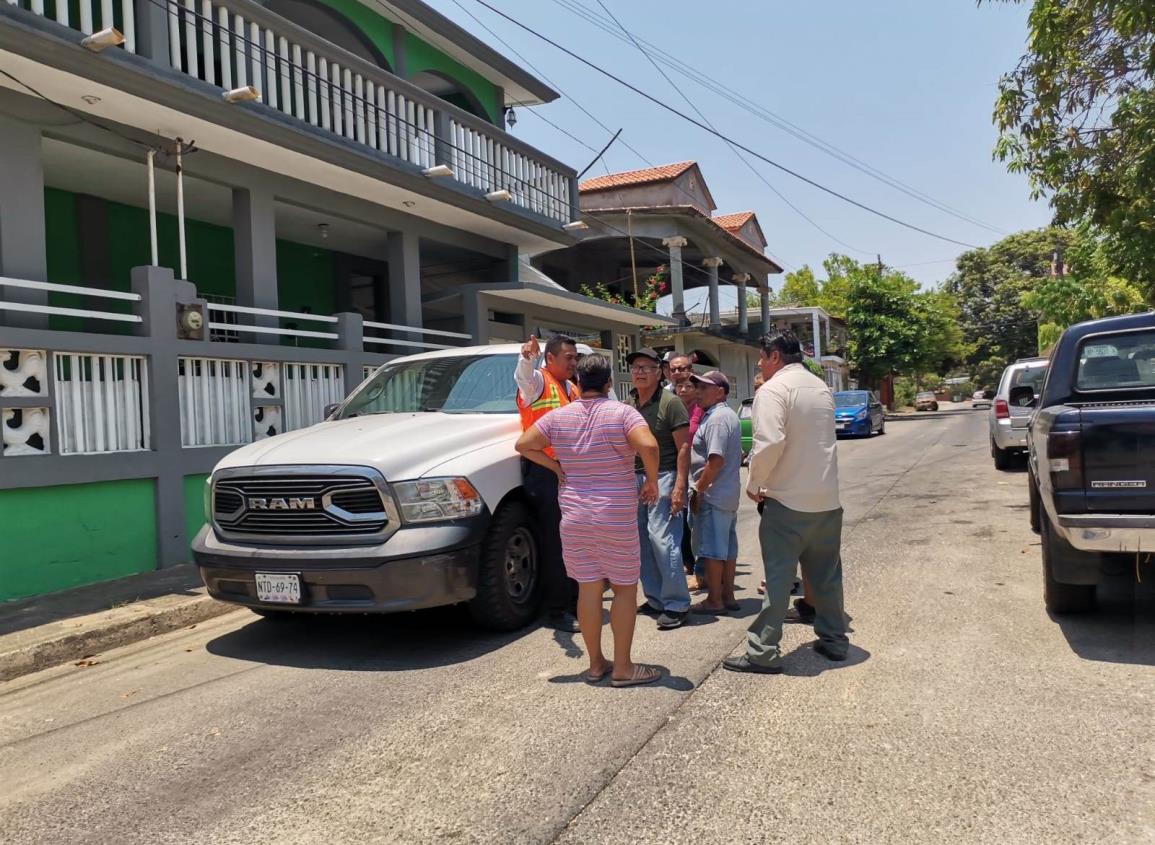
[323,402,341,419]
[1008,385,1036,408]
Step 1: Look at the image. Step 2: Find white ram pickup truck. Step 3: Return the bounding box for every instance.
[192,344,542,630]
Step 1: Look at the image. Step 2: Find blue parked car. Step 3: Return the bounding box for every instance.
[833,390,885,437]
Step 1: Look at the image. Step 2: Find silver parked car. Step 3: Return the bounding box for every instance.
[990,357,1049,470]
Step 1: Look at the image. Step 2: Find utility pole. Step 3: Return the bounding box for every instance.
[877,253,884,277]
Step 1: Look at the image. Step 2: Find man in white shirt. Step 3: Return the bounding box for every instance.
[723,330,850,674]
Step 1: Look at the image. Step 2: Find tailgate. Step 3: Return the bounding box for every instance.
[1080,406,1155,513]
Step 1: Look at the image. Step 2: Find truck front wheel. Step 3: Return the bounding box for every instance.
[469,502,540,630]
[1041,510,1096,615]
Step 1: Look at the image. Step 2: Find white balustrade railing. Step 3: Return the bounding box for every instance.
[361,319,471,351]
[282,362,343,431]
[449,119,570,223]
[0,277,142,325]
[168,0,435,170]
[54,353,151,454]
[7,0,136,51]
[178,356,250,447]
[206,302,339,340]
[9,0,576,222]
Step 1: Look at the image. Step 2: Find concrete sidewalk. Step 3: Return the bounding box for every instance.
[0,566,238,682]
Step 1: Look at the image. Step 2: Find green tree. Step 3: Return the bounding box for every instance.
[947,228,1076,386]
[1020,228,1148,350]
[776,265,821,306]
[989,0,1155,297]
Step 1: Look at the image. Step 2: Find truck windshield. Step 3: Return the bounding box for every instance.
[1076,330,1155,390]
[338,354,520,417]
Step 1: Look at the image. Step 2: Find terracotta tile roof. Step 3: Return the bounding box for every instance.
[712,211,756,231]
[579,161,696,193]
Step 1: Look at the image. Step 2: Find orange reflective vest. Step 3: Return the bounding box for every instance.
[517,368,575,459]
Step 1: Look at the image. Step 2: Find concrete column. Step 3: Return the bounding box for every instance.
[0,114,47,329]
[135,0,171,65]
[387,229,423,330]
[703,256,723,330]
[760,285,771,332]
[232,185,278,311]
[734,272,750,335]
[662,236,688,325]
[131,265,199,568]
[812,310,823,359]
[334,311,365,390]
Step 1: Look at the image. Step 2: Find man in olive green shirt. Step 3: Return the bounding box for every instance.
[626,348,692,629]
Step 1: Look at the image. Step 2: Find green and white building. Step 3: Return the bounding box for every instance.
[0,0,671,600]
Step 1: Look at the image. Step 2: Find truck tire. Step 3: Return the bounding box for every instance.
[992,439,1012,471]
[1027,471,1041,534]
[468,501,540,630]
[1041,510,1096,614]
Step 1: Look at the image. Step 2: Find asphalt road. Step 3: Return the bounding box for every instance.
[1,409,1152,844]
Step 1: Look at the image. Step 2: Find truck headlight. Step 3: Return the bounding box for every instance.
[203,475,213,523]
[393,478,483,523]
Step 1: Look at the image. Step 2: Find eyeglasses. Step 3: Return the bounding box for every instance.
[669,365,692,373]
[629,366,659,374]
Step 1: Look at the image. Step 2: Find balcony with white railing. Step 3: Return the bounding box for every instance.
[2,0,578,225]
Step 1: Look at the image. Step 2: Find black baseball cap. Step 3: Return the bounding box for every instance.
[626,347,662,366]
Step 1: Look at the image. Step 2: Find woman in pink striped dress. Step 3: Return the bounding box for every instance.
[517,354,662,687]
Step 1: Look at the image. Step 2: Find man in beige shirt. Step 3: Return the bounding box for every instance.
[724,331,850,674]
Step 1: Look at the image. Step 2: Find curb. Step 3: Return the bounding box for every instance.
[0,596,241,684]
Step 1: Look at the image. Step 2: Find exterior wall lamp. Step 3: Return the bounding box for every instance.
[422,164,454,178]
[222,86,261,103]
[81,27,124,51]
[484,189,513,202]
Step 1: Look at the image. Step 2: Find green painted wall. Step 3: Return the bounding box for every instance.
[44,190,338,325]
[405,32,501,123]
[0,480,157,601]
[184,474,210,547]
[315,0,395,67]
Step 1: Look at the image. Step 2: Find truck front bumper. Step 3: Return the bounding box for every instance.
[192,519,487,614]
[1056,514,1155,555]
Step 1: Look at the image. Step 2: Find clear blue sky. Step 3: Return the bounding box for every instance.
[426,0,1050,300]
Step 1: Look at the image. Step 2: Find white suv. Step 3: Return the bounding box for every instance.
[192,344,542,630]
[990,357,1048,470]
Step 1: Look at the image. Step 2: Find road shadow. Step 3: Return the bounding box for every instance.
[205,605,534,671]
[547,663,695,691]
[1053,571,1155,667]
[883,410,975,423]
[781,642,872,677]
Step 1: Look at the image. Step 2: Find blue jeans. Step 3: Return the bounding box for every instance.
[638,471,691,613]
[691,500,739,561]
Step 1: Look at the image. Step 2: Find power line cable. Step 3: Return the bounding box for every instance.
[591,0,874,258]
[553,0,1008,237]
[446,0,797,270]
[468,0,981,250]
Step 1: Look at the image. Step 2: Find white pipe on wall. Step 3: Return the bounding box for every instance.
[146,149,158,266]
[175,140,187,280]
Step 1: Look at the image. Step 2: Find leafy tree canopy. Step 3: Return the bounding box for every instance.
[989,0,1155,297]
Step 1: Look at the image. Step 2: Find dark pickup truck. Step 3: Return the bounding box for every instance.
[1019,312,1155,614]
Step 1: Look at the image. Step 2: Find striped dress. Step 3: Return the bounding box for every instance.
[534,397,647,584]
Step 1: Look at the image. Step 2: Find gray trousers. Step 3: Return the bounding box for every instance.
[747,498,849,666]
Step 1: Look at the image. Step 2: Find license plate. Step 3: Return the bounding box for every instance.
[836,422,847,430]
[255,572,302,604]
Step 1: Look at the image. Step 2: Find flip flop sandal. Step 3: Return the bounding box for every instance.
[610,664,661,688]
[582,663,613,685]
[725,601,741,612]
